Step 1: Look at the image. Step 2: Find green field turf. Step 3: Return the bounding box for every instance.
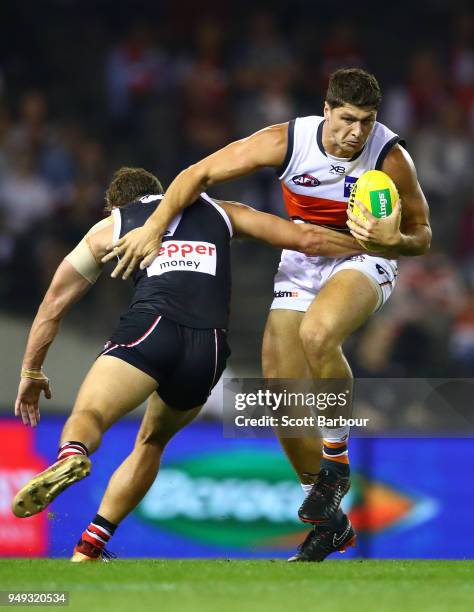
[0,560,473,612]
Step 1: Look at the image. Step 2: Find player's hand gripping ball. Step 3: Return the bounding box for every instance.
[347,170,400,249]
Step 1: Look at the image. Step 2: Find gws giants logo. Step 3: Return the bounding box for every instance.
[291,174,320,187]
[147,240,217,277]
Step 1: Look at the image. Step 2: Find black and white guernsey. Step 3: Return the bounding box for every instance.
[112,193,233,329]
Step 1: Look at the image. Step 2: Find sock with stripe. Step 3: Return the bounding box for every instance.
[80,514,118,552]
[320,439,350,477]
[57,440,89,461]
[301,483,313,498]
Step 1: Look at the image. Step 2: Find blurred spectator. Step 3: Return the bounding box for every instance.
[412,98,473,250]
[0,150,54,236]
[451,288,474,375]
[407,50,448,127]
[2,91,76,192]
[0,1,471,377]
[449,12,474,122]
[105,22,172,122]
[234,10,297,97]
[353,255,468,376]
[319,20,366,90]
[178,19,232,165]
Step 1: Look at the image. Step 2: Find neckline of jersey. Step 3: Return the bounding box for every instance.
[316,119,366,162]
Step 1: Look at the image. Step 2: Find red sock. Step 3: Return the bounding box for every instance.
[57,441,88,461]
[81,514,117,551]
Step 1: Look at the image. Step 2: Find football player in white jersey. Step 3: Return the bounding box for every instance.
[105,69,431,561]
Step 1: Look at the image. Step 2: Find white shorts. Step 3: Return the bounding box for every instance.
[270,250,398,313]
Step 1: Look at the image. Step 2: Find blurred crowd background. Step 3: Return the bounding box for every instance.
[0,0,473,380]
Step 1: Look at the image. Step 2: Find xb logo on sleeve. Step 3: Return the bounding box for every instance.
[330,165,346,175]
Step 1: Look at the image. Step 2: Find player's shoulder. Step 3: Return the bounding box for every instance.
[294,115,323,129]
[382,143,416,173]
[199,193,234,237]
[85,215,114,237]
[85,215,114,261]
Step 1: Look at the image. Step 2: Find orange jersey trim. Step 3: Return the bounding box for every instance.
[281,183,347,227]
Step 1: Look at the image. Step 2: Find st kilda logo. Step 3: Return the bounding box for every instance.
[291,174,320,187]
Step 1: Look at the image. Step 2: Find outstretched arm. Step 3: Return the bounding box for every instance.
[16,219,112,427]
[219,201,365,257]
[102,123,289,279]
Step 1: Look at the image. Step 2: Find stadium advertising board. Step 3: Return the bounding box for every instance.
[1,417,473,559]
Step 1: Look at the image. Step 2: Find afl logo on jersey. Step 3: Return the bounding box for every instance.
[291,174,320,187]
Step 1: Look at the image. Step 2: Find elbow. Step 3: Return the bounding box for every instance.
[418,241,431,256]
[182,162,210,190]
[416,227,432,256]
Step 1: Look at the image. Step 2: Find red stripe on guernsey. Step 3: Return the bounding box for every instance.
[101,315,162,356]
[281,183,347,227]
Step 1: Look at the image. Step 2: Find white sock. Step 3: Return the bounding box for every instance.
[301,483,313,498]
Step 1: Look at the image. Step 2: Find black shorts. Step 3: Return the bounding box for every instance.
[100,310,230,410]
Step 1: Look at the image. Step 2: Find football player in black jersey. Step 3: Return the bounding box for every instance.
[12,167,365,561]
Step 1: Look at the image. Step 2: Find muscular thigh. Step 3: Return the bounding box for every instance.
[301,269,379,345]
[72,355,158,430]
[262,309,310,378]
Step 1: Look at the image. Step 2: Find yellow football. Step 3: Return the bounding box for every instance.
[348,170,399,222]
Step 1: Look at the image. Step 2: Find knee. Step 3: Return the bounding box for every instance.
[262,351,279,378]
[299,322,339,359]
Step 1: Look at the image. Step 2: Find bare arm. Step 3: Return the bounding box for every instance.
[15,219,113,427]
[21,262,94,371]
[347,145,432,256]
[103,123,289,278]
[382,145,431,255]
[219,201,365,257]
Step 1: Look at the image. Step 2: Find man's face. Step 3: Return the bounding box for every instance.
[324,102,377,155]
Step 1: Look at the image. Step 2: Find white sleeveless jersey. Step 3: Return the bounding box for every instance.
[277,116,401,229]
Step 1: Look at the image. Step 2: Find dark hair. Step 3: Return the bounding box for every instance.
[326,68,382,110]
[104,167,164,211]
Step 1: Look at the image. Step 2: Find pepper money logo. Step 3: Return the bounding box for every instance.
[147,240,217,277]
[135,448,438,551]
